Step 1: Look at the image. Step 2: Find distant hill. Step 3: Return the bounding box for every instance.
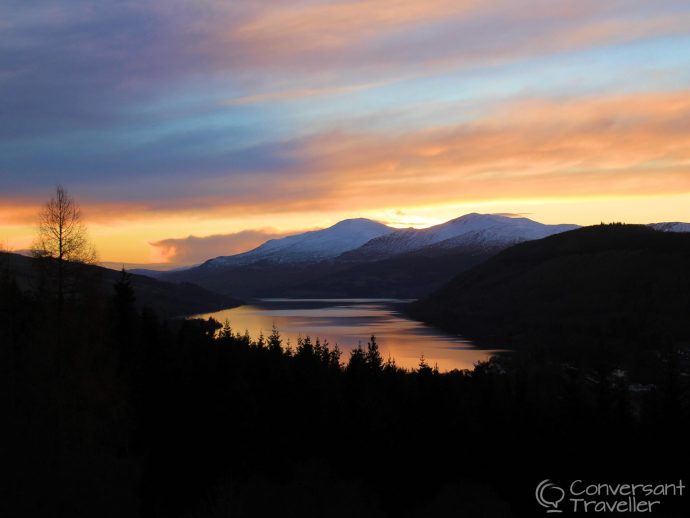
[649,222,690,233]
[100,261,192,273]
[0,252,241,317]
[410,225,690,359]
[162,213,580,298]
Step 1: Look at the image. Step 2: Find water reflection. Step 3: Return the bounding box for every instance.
[193,299,500,371]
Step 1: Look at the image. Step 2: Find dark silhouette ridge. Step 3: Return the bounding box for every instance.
[0,251,241,317]
[411,225,690,360]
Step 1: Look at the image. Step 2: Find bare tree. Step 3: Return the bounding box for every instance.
[32,185,97,305]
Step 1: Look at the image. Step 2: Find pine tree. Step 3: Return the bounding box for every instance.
[268,324,282,353]
[113,268,136,310]
[347,342,367,373]
[418,355,433,376]
[220,319,233,340]
[365,334,383,372]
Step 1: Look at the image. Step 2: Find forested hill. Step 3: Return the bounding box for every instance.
[410,224,690,359]
[0,252,240,317]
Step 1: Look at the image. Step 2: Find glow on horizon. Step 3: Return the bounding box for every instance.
[4,192,690,265]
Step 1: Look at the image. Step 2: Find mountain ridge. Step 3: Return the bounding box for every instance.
[339,213,579,262]
[160,213,581,298]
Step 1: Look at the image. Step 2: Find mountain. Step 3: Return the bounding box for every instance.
[410,224,690,362]
[161,218,395,297]
[0,252,241,317]
[161,214,581,298]
[206,218,393,267]
[339,213,579,262]
[649,222,690,233]
[278,214,580,297]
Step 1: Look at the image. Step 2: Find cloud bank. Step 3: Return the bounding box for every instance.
[149,229,293,265]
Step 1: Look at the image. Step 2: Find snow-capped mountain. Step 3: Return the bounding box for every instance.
[205,218,394,267]
[649,222,690,233]
[159,215,690,299]
[340,213,579,261]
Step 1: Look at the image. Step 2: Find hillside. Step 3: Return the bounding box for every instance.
[0,252,240,317]
[290,242,504,298]
[410,225,690,360]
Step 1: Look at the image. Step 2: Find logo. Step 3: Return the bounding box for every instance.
[535,479,685,514]
[536,479,565,513]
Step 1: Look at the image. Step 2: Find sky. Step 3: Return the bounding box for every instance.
[1,0,690,265]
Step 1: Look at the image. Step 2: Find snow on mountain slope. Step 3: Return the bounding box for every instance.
[340,213,579,261]
[206,218,394,267]
[649,222,690,233]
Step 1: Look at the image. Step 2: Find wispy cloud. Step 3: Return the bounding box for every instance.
[222,82,383,106]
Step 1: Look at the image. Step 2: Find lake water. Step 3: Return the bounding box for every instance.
[193,298,499,371]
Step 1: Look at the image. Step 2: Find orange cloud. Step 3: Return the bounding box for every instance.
[0,198,157,226]
[0,200,39,226]
[289,89,690,208]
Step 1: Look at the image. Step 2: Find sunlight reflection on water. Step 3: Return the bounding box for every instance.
[193,299,500,371]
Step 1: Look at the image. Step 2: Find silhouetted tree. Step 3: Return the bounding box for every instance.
[268,324,282,354]
[329,344,342,370]
[113,268,136,310]
[418,355,433,377]
[383,354,397,374]
[347,342,367,373]
[218,319,232,340]
[296,336,314,358]
[365,334,383,372]
[32,185,96,307]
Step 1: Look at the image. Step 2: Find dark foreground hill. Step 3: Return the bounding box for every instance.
[0,252,240,316]
[411,224,690,361]
[2,237,689,517]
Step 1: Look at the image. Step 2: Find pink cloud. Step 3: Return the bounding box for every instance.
[200,0,690,81]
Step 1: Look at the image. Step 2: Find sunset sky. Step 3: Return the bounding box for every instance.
[2,1,690,265]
